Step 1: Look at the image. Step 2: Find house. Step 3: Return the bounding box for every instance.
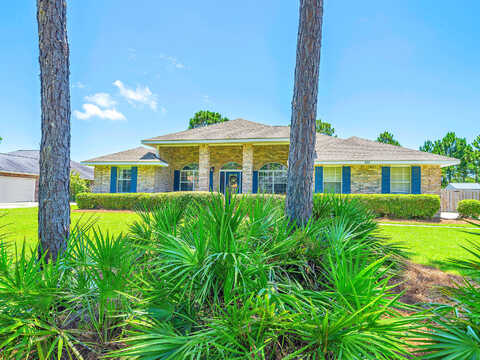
[0,150,94,203]
[445,183,480,191]
[82,119,459,196]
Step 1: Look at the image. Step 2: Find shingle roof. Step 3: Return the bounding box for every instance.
[82,147,167,166]
[314,136,458,163]
[143,118,290,143]
[446,183,480,190]
[0,150,94,180]
[138,118,458,166]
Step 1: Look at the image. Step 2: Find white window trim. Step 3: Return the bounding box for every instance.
[117,166,132,193]
[390,166,411,194]
[323,166,343,194]
[180,165,199,191]
[258,167,287,194]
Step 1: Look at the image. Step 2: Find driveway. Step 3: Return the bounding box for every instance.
[0,202,38,209]
[0,202,78,209]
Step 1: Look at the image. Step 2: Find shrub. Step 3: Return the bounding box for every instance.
[314,194,440,219]
[1,193,425,358]
[76,191,215,210]
[70,170,90,201]
[458,199,480,218]
[77,191,440,219]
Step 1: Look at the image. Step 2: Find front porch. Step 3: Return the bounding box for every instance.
[157,144,290,194]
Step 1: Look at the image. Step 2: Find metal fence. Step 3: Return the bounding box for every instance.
[441,189,480,212]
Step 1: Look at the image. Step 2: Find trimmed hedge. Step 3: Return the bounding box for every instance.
[317,194,440,219]
[457,199,480,219]
[76,192,215,211]
[76,192,441,219]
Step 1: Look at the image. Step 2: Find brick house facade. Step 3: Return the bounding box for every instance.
[84,119,457,196]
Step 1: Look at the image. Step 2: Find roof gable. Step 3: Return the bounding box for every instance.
[82,147,167,166]
[143,118,290,143]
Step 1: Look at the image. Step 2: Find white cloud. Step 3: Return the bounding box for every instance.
[159,54,185,69]
[113,80,158,110]
[84,93,116,108]
[73,103,126,121]
[72,81,86,89]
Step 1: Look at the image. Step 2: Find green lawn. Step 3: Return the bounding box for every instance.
[0,206,138,250]
[1,207,479,272]
[379,224,480,272]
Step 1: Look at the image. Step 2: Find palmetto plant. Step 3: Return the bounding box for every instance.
[0,194,425,359]
[420,222,480,359]
[113,193,422,359]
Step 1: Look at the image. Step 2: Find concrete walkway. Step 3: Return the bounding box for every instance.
[378,223,480,230]
[0,202,38,209]
[440,212,460,220]
[0,202,77,209]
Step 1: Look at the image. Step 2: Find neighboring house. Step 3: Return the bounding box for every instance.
[82,119,459,196]
[0,150,94,202]
[445,183,480,191]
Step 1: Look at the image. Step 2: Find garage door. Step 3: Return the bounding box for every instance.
[0,176,36,202]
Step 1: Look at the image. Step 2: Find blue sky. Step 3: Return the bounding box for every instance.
[0,1,478,161]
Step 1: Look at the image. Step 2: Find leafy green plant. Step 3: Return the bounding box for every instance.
[458,199,480,219]
[420,222,480,358]
[70,170,90,201]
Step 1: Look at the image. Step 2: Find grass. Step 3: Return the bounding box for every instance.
[1,206,479,273]
[379,224,480,272]
[0,206,137,250]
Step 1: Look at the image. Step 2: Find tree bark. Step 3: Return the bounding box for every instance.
[285,0,324,225]
[37,0,71,261]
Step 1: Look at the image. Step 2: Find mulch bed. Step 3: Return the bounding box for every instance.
[393,261,462,305]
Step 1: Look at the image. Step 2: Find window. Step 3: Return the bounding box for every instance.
[258,163,287,194]
[117,167,132,193]
[324,167,342,193]
[391,167,411,194]
[180,164,199,191]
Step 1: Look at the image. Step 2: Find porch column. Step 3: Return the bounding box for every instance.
[198,144,210,191]
[242,144,253,193]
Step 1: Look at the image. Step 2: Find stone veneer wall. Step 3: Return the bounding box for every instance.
[350,165,382,194]
[93,166,110,193]
[253,145,289,170]
[421,165,442,195]
[91,146,442,196]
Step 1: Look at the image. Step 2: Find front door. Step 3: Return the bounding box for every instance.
[220,171,242,194]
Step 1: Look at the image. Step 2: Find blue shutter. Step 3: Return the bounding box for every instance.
[173,170,180,191]
[130,167,138,193]
[220,172,225,194]
[110,167,117,193]
[209,170,214,192]
[252,171,259,193]
[342,166,351,194]
[411,166,421,194]
[381,167,390,194]
[314,166,323,193]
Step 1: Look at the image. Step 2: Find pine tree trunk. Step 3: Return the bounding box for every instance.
[285,0,324,225]
[37,0,71,261]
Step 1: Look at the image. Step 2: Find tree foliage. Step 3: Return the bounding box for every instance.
[377,131,400,146]
[70,171,90,201]
[420,132,476,186]
[315,119,335,136]
[188,110,229,129]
